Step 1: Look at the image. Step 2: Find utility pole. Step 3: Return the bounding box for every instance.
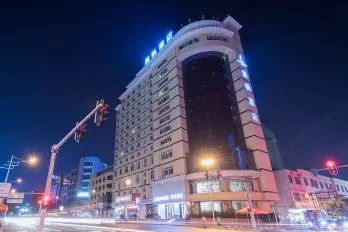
[37,100,108,232]
[246,182,256,229]
[4,156,14,183]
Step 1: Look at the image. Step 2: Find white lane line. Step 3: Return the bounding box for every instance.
[48,222,153,232]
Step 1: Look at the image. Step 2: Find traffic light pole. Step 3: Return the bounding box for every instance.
[37,102,103,232]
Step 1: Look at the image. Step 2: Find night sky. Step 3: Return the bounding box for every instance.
[1,1,348,195]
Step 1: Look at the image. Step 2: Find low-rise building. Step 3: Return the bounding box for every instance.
[89,166,113,217]
[274,168,348,224]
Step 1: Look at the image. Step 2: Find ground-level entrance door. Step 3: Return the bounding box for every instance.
[165,204,174,219]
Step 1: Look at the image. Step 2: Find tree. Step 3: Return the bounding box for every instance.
[325,199,346,217]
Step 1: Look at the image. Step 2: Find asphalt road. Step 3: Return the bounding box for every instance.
[2,217,318,232]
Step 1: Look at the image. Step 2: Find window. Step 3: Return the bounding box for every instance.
[125,166,128,173]
[158,95,169,106]
[83,168,92,173]
[159,68,167,78]
[151,156,154,165]
[337,185,340,191]
[84,162,93,166]
[107,175,113,180]
[158,58,167,70]
[310,179,315,187]
[325,183,329,189]
[288,175,293,184]
[293,193,301,202]
[119,169,123,175]
[160,136,172,145]
[159,125,171,135]
[158,77,168,88]
[144,158,148,167]
[303,177,308,186]
[294,177,301,185]
[179,38,200,50]
[320,182,324,189]
[161,150,173,160]
[81,182,89,187]
[137,161,141,169]
[345,186,348,192]
[83,175,91,180]
[131,164,134,171]
[136,175,139,184]
[150,170,154,181]
[229,180,253,192]
[197,181,221,193]
[314,180,318,188]
[207,35,227,41]
[159,114,171,124]
[162,166,173,177]
[159,105,170,115]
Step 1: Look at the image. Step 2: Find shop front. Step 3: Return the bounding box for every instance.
[113,193,139,219]
[152,177,188,219]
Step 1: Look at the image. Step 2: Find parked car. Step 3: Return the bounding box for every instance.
[145,214,161,219]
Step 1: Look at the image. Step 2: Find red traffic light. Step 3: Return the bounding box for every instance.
[206,170,211,180]
[217,170,222,181]
[43,195,49,201]
[326,160,338,175]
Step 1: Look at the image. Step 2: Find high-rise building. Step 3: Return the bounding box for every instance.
[262,125,284,171]
[66,157,106,208]
[113,15,279,219]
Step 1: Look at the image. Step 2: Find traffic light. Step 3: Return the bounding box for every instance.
[273,205,278,212]
[206,170,211,180]
[327,161,338,175]
[74,122,87,143]
[42,195,49,209]
[217,170,222,181]
[247,205,251,212]
[94,99,109,126]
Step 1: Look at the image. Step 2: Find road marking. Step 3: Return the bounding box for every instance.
[48,222,153,232]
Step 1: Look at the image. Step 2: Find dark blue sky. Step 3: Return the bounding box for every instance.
[1,1,348,193]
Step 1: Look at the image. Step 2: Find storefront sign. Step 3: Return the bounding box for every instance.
[152,178,186,204]
[116,194,132,203]
[154,193,183,202]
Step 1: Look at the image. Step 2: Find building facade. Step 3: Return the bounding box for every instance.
[89,166,113,217]
[66,157,106,208]
[274,169,348,224]
[262,125,284,171]
[113,15,279,219]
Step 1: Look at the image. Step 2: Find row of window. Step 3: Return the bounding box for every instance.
[159,125,171,135]
[158,95,170,106]
[207,35,227,41]
[159,114,171,125]
[161,150,173,160]
[288,175,348,193]
[159,104,170,115]
[162,166,173,177]
[179,38,200,50]
[158,76,169,88]
[158,58,167,70]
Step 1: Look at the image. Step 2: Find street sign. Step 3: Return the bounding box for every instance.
[0,183,12,198]
[8,192,24,199]
[7,198,23,204]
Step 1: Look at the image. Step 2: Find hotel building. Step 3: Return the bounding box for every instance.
[113,15,279,219]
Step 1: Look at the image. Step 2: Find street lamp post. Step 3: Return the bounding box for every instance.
[0,156,38,183]
[202,159,215,226]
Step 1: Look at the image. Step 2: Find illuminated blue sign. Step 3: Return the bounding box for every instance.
[245,83,252,92]
[144,31,173,65]
[242,70,248,79]
[248,97,255,106]
[251,112,259,122]
[237,55,247,67]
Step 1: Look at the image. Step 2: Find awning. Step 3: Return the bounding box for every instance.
[0,203,8,211]
[236,207,269,215]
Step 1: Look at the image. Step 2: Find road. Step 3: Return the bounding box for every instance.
[3,217,317,232]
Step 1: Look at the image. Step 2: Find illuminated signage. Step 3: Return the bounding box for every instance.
[153,193,183,202]
[237,55,247,67]
[116,194,132,203]
[245,83,252,92]
[248,97,255,106]
[241,70,248,79]
[144,31,173,65]
[77,192,89,198]
[251,112,259,122]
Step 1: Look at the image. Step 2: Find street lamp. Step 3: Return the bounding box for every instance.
[201,159,215,225]
[11,189,16,193]
[92,189,96,194]
[0,155,39,183]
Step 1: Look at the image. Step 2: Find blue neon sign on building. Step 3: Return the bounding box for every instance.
[145,31,173,65]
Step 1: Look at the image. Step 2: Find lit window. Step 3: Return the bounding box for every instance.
[151,49,157,58]
[145,56,150,65]
[251,112,258,122]
[159,40,164,50]
[248,97,255,106]
[245,83,252,92]
[242,70,248,79]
